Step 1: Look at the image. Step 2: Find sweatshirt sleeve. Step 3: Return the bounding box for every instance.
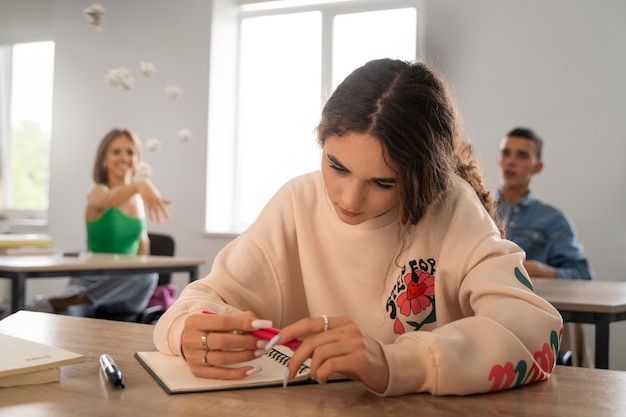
[152,232,296,356]
[153,178,310,356]
[379,235,563,396]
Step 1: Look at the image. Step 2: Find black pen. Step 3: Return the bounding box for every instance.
[100,353,125,389]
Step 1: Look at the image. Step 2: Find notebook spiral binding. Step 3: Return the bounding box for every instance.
[267,348,311,374]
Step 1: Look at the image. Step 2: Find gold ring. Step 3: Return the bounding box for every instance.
[322,314,329,332]
[201,332,209,349]
[202,349,211,366]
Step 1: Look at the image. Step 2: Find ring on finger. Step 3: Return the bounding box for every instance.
[201,331,210,349]
[202,349,211,366]
[322,314,329,332]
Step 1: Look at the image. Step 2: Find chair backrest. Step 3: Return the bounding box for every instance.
[148,233,175,285]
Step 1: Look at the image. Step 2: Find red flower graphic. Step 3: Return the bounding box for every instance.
[488,335,557,392]
[396,270,435,316]
[394,318,405,335]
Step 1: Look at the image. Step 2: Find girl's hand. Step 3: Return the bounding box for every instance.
[278,315,390,393]
[137,180,171,224]
[181,311,273,380]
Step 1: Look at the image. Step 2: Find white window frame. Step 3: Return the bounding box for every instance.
[0,40,54,231]
[205,0,424,235]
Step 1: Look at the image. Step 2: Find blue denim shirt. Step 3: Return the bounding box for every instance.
[495,189,593,280]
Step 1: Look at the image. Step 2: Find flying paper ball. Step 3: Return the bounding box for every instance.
[83,4,106,31]
[145,138,161,152]
[105,67,133,93]
[140,61,157,77]
[165,84,182,101]
[136,161,152,178]
[177,129,192,142]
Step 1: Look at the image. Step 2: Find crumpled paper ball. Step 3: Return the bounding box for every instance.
[177,129,192,142]
[136,161,152,178]
[140,61,156,77]
[165,84,182,101]
[104,67,133,93]
[145,138,161,152]
[83,4,106,32]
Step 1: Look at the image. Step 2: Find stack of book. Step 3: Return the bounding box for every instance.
[0,333,85,387]
[0,233,60,256]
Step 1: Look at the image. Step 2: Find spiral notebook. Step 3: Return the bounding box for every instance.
[135,345,343,394]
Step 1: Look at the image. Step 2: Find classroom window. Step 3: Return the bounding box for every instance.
[206,0,421,234]
[0,41,55,226]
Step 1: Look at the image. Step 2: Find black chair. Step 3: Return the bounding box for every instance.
[94,233,176,324]
[139,233,177,323]
[147,232,176,286]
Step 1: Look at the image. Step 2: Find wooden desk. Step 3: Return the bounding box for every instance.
[1,311,625,417]
[533,278,626,369]
[0,254,205,313]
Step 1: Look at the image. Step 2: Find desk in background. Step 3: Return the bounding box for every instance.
[533,277,626,369]
[0,253,205,313]
[1,311,625,417]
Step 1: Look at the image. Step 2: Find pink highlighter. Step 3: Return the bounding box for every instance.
[202,311,300,350]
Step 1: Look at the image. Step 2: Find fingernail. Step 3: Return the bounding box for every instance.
[251,319,273,329]
[265,334,280,351]
[256,339,268,349]
[254,349,266,357]
[245,367,263,376]
[283,369,290,388]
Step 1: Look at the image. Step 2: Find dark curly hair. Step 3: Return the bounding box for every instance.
[317,59,501,245]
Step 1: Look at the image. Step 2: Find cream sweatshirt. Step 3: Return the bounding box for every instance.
[153,172,562,396]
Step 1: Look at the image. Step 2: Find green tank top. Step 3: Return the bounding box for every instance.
[86,207,146,254]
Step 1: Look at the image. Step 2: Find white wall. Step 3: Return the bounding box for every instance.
[423,0,626,370]
[1,0,625,370]
[0,0,53,43]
